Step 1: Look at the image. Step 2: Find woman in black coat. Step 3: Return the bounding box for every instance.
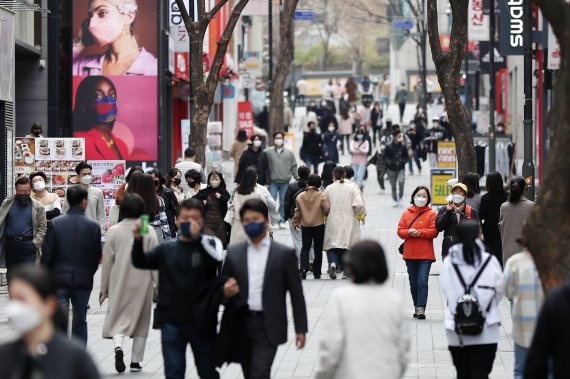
[478,171,508,266]
[194,171,231,247]
[162,168,184,238]
[234,134,264,184]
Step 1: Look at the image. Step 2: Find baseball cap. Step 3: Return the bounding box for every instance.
[452,183,468,193]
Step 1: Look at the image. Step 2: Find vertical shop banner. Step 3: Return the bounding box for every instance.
[498,0,525,56]
[14,138,36,175]
[468,0,489,41]
[547,25,561,70]
[437,141,457,169]
[431,169,457,206]
[237,101,255,138]
[88,160,126,232]
[71,0,158,162]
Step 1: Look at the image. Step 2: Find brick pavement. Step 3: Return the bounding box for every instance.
[0,153,516,379]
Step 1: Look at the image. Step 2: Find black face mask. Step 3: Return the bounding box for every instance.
[174,178,182,186]
[187,181,195,187]
[15,194,30,205]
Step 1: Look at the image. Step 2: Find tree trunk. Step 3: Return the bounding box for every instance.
[420,29,429,109]
[176,0,251,164]
[268,0,299,138]
[524,0,570,292]
[427,0,477,179]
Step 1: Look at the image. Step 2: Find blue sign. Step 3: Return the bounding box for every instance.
[294,10,315,21]
[392,19,414,30]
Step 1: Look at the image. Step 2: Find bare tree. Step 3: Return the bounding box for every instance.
[354,0,429,109]
[268,0,300,138]
[426,0,476,178]
[523,0,570,291]
[312,0,340,70]
[175,0,250,163]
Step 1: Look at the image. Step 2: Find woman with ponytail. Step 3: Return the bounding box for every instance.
[499,176,535,264]
[323,166,364,279]
[440,220,503,379]
[0,266,100,378]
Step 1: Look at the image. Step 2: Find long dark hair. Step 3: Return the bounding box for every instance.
[207,170,227,190]
[321,161,337,188]
[485,171,505,193]
[462,172,481,198]
[238,167,258,195]
[128,173,160,216]
[509,176,526,204]
[9,266,68,332]
[455,220,482,265]
[165,168,181,189]
[125,166,143,183]
[73,76,116,132]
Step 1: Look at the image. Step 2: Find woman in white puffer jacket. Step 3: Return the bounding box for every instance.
[440,219,503,379]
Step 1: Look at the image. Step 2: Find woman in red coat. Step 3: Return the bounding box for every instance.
[397,186,438,319]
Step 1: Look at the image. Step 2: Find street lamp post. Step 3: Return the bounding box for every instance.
[522,0,535,200]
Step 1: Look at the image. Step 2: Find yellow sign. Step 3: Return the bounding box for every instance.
[437,141,457,168]
[431,169,456,206]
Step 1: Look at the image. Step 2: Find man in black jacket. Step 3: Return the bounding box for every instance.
[131,198,223,379]
[221,199,308,379]
[41,186,101,345]
[300,122,323,174]
[383,130,410,207]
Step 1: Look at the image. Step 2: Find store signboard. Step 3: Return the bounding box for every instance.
[237,102,255,138]
[498,0,525,56]
[468,0,489,41]
[431,169,457,206]
[437,141,457,169]
[547,24,561,70]
[88,160,126,233]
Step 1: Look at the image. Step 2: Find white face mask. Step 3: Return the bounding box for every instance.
[328,126,335,133]
[253,140,262,148]
[33,181,46,192]
[210,180,220,189]
[80,175,92,185]
[452,194,465,204]
[274,139,284,147]
[414,197,428,207]
[6,300,42,335]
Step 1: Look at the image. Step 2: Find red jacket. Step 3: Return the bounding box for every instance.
[397,205,438,261]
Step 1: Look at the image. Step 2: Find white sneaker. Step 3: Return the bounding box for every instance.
[278,222,286,229]
[393,201,399,208]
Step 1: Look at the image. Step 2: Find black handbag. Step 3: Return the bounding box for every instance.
[398,211,429,255]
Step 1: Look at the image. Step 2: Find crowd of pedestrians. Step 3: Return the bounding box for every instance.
[0,85,563,379]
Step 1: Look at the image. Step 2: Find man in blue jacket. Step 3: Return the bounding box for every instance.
[42,185,102,344]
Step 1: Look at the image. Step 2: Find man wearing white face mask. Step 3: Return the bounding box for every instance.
[436,183,480,259]
[63,161,105,235]
[258,132,299,229]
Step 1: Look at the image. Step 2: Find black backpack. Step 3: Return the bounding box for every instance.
[452,255,493,345]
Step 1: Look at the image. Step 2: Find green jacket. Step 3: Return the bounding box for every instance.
[259,147,299,184]
[0,195,48,266]
[395,89,409,104]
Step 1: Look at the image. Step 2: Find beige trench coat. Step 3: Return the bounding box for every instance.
[101,218,158,338]
[324,180,364,250]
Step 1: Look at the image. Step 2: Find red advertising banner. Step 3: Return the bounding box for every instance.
[175,52,190,81]
[71,0,158,162]
[237,101,255,138]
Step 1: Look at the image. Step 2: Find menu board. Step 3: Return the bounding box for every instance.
[36,138,85,161]
[88,160,126,232]
[14,137,36,174]
[34,160,84,199]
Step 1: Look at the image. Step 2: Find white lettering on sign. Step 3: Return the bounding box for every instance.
[507,0,524,48]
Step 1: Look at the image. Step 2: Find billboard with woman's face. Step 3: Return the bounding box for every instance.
[72,0,158,161]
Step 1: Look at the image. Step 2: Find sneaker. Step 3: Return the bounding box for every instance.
[413,307,419,318]
[130,362,143,372]
[115,348,126,374]
[300,270,307,280]
[278,222,286,229]
[328,264,337,280]
[417,307,426,320]
[393,201,399,208]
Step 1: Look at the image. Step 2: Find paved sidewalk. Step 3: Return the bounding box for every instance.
[0,158,515,378]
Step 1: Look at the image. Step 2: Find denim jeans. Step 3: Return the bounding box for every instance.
[269,182,289,223]
[303,155,320,175]
[514,343,528,379]
[327,248,347,268]
[405,260,432,308]
[387,169,405,202]
[351,163,366,188]
[161,322,219,379]
[57,288,92,345]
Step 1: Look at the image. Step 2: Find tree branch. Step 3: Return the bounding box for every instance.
[204,0,251,95]
[426,0,444,63]
[175,0,196,31]
[533,0,569,40]
[205,0,231,26]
